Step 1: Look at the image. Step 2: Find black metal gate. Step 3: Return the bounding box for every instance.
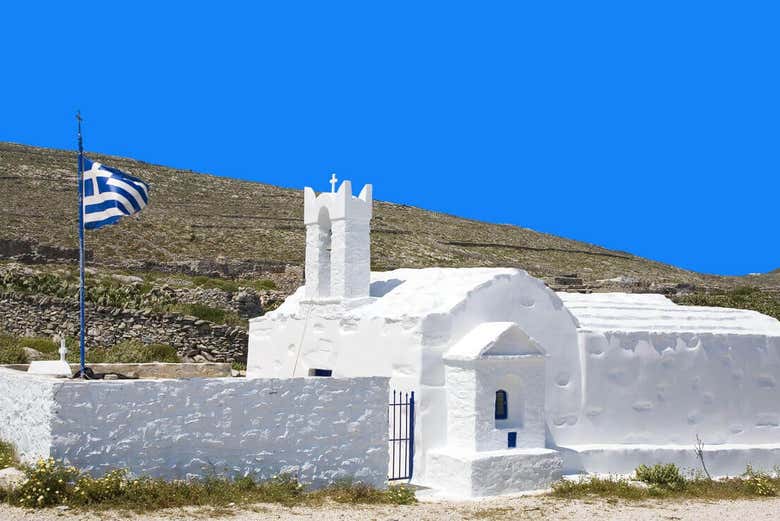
[388,390,415,481]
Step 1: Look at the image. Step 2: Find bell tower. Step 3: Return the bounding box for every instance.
[303,175,372,301]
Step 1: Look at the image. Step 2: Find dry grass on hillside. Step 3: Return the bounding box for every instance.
[2,141,767,292]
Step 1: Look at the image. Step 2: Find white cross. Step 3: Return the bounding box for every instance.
[329,173,338,193]
[59,336,68,363]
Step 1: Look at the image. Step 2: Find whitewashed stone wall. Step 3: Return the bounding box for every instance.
[0,368,57,461]
[571,331,780,446]
[0,368,389,488]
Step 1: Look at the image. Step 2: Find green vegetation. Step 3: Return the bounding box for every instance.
[190,275,276,293]
[16,336,58,354]
[0,457,415,511]
[0,333,179,364]
[0,335,27,364]
[0,269,173,310]
[0,265,264,327]
[0,333,60,364]
[80,341,180,364]
[552,463,778,500]
[174,302,227,323]
[312,479,416,505]
[0,441,17,470]
[634,463,685,490]
[672,286,780,322]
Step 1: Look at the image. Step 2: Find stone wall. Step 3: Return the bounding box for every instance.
[0,367,57,461]
[0,368,389,488]
[0,292,248,363]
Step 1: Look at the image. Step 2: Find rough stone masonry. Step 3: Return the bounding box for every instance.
[0,291,248,363]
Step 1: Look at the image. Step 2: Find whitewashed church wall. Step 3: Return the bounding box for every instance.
[570,331,780,446]
[443,365,479,451]
[0,371,389,488]
[0,368,56,462]
[421,271,581,445]
[443,360,546,453]
[474,359,546,452]
[248,269,581,485]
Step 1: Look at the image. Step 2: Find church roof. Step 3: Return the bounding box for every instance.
[558,292,780,336]
[443,322,545,362]
[273,267,531,320]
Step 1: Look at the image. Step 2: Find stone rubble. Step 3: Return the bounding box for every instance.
[0,291,249,364]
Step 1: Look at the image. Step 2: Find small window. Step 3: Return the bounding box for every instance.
[508,432,517,448]
[495,390,508,420]
[308,368,332,377]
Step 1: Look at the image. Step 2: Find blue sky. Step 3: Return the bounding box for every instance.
[1,2,777,276]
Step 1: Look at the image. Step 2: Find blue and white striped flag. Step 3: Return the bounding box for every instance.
[82,158,149,229]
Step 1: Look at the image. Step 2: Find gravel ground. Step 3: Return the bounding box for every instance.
[1,496,779,521]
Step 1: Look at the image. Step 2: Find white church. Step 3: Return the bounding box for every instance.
[247,178,780,497]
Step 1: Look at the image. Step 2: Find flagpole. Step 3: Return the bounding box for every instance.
[76,111,86,377]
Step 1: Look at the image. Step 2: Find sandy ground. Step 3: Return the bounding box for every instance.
[1,495,779,521]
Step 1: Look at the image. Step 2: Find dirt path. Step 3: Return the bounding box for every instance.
[1,496,779,521]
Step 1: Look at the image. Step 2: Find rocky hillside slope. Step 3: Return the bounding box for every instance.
[1,141,772,294]
[2,141,779,363]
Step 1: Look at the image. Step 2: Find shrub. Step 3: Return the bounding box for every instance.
[383,485,417,505]
[0,335,28,364]
[86,341,180,364]
[190,276,277,293]
[180,303,226,323]
[312,479,416,505]
[71,470,129,504]
[0,456,414,511]
[635,463,686,490]
[0,441,17,470]
[672,287,780,322]
[0,269,174,310]
[17,337,58,354]
[743,465,777,497]
[15,458,78,507]
[552,476,650,500]
[170,303,245,326]
[251,279,277,291]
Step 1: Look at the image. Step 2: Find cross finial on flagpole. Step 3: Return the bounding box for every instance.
[329,173,338,193]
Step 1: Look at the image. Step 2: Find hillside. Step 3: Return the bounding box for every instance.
[1,141,768,294]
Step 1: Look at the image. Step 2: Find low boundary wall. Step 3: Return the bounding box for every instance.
[0,368,389,488]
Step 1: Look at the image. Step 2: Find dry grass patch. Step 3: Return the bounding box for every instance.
[552,464,779,501]
[0,458,416,512]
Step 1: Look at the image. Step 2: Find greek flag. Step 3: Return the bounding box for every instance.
[82,158,149,230]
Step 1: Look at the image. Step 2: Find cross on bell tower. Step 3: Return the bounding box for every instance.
[329,173,338,193]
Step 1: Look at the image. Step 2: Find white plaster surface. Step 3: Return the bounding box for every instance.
[559,443,780,476]
[0,369,389,488]
[0,368,56,462]
[443,322,545,360]
[557,292,780,447]
[304,181,372,301]
[559,292,780,334]
[427,448,562,498]
[248,182,780,496]
[27,360,71,377]
[247,266,580,488]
